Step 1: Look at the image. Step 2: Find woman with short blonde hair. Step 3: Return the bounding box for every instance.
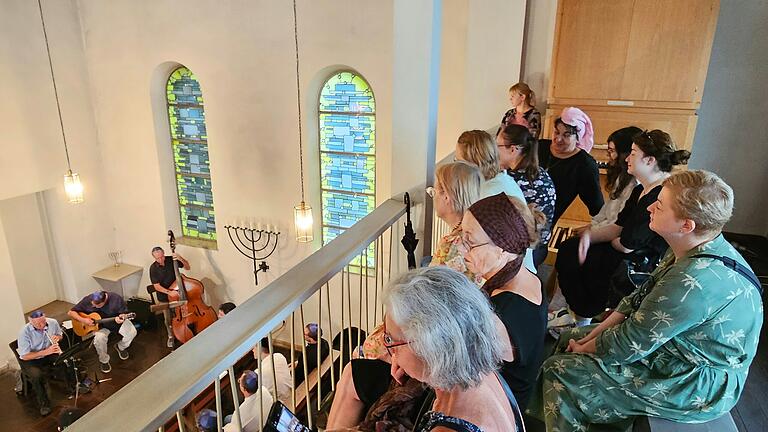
[529,170,762,431]
[455,130,537,273]
[456,130,501,181]
[428,161,483,283]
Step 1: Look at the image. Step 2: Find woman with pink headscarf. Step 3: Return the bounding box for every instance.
[538,107,604,227]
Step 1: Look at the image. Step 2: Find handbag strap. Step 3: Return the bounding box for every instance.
[495,372,524,432]
[690,253,763,296]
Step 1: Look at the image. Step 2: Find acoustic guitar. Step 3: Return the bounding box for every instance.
[72,312,136,337]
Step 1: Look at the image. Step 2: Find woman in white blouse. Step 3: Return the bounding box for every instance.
[588,126,642,229]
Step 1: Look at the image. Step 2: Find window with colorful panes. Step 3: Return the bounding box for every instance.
[319,72,376,270]
[166,66,217,243]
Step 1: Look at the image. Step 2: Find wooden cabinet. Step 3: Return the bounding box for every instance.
[542,104,699,154]
[548,0,719,109]
[542,0,719,233]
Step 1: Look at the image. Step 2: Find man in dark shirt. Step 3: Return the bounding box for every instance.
[293,323,330,388]
[68,291,136,373]
[149,246,190,348]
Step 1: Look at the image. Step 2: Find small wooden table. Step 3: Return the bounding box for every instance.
[91,264,143,299]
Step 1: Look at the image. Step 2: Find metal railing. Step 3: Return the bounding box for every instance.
[67,197,411,432]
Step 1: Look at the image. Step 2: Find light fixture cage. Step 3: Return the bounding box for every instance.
[294,201,314,243]
[64,170,84,204]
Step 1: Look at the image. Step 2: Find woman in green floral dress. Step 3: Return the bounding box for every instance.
[528,170,763,431]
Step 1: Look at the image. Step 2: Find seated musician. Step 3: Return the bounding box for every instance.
[16,311,72,416]
[223,370,273,432]
[149,246,191,348]
[68,290,137,373]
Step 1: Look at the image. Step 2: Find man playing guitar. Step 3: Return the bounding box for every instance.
[149,246,190,348]
[68,291,136,373]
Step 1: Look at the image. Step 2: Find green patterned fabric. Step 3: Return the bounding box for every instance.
[528,234,763,431]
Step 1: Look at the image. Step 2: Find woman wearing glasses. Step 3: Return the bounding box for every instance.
[589,126,642,229]
[385,266,523,432]
[539,108,604,227]
[461,193,548,410]
[497,123,556,267]
[327,162,484,430]
[528,170,762,431]
[555,130,690,330]
[426,161,483,284]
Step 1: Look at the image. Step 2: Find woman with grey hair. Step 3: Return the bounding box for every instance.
[462,193,547,410]
[528,170,763,431]
[385,266,521,431]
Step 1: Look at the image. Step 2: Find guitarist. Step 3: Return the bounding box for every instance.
[149,246,191,348]
[68,290,136,373]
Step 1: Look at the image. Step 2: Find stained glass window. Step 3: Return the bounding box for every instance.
[166,67,217,242]
[320,72,376,268]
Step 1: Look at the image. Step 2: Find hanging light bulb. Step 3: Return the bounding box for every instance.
[39,0,85,204]
[64,170,84,204]
[294,201,314,243]
[292,0,313,242]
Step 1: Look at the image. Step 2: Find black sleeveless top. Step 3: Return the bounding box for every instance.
[490,290,548,409]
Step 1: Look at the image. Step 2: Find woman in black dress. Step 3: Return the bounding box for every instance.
[539,117,604,228]
[555,130,690,326]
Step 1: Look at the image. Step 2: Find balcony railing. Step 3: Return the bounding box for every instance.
[67,197,413,432]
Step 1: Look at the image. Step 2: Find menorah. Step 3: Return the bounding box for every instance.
[224,224,280,285]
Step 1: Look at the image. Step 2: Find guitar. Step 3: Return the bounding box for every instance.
[72,312,136,337]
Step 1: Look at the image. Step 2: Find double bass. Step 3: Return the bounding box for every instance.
[167,230,217,344]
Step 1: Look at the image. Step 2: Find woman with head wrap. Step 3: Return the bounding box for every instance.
[538,107,604,226]
[462,193,548,409]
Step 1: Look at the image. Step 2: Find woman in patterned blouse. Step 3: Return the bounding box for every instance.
[528,170,763,431]
[497,123,556,267]
[501,82,542,139]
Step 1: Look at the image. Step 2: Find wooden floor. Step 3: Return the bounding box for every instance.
[1,325,172,431]
[724,233,768,432]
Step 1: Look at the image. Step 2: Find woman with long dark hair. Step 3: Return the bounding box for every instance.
[590,126,642,228]
[554,130,690,328]
[497,123,555,267]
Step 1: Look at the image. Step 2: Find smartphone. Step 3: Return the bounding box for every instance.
[263,401,311,432]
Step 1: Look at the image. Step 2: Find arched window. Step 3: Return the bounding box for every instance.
[319,71,375,267]
[166,66,216,243]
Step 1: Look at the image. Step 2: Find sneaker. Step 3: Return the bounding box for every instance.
[547,308,575,329]
[40,405,51,416]
[100,361,112,373]
[116,345,129,360]
[67,384,91,399]
[167,336,174,348]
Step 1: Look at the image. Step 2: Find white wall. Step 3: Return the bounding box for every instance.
[0,193,59,311]
[0,0,530,341]
[72,0,395,304]
[435,0,528,160]
[687,0,768,236]
[520,0,557,113]
[0,222,26,368]
[0,0,116,307]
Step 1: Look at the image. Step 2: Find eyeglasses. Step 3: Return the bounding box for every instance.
[464,240,489,250]
[382,323,410,356]
[425,186,435,198]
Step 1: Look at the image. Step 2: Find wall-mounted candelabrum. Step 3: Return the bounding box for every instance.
[224,224,280,286]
